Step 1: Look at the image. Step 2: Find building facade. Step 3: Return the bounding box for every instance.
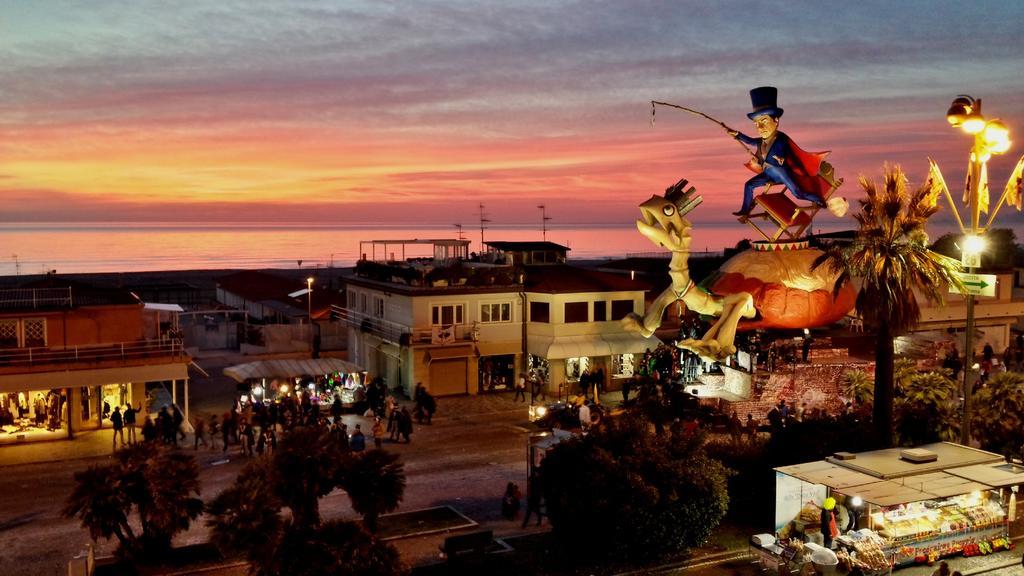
[338,240,660,398]
[0,281,191,445]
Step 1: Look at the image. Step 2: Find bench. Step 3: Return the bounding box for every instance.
[439,530,492,566]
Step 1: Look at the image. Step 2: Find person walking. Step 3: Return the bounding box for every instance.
[209,415,220,452]
[173,406,186,442]
[371,417,384,449]
[514,374,527,402]
[141,415,157,443]
[387,403,400,441]
[123,404,138,445]
[350,424,366,452]
[521,473,544,528]
[193,416,207,450]
[110,406,125,450]
[398,406,413,443]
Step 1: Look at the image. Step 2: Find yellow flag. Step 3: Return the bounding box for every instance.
[1003,155,1024,211]
[924,159,946,208]
[979,163,990,214]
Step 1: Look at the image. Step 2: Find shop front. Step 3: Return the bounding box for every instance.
[225,357,368,412]
[0,388,69,442]
[757,443,1023,575]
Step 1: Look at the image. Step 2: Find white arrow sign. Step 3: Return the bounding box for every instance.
[950,272,997,297]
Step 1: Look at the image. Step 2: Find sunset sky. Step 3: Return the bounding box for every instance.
[2,1,1023,227]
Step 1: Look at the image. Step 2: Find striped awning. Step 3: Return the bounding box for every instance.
[223,357,364,383]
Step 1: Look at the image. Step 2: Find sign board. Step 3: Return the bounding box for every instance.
[961,252,981,268]
[950,272,997,297]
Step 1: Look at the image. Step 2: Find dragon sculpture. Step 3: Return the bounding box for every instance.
[623,179,756,362]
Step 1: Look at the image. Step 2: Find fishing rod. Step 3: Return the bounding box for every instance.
[651,100,757,160]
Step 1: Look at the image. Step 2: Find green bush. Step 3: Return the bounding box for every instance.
[541,417,730,562]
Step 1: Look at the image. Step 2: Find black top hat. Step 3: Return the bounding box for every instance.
[747,86,784,120]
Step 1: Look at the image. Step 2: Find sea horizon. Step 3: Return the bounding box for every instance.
[0,217,971,276]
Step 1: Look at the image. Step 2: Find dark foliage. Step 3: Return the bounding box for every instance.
[541,416,730,562]
[207,425,408,576]
[63,443,203,562]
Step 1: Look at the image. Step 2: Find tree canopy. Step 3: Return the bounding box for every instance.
[541,416,730,562]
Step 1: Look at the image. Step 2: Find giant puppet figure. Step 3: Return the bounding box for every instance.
[729,86,837,217]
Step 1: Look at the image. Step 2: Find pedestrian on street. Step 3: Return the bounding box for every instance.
[621,377,632,404]
[501,482,521,520]
[173,406,186,442]
[209,415,220,451]
[514,374,527,402]
[193,416,207,450]
[123,404,138,444]
[142,415,157,443]
[422,391,436,424]
[110,406,125,450]
[350,424,366,452]
[521,473,544,527]
[398,406,413,443]
[387,404,399,441]
[371,417,384,449]
[221,413,231,453]
[578,400,592,433]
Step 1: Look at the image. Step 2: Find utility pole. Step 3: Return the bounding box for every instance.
[478,204,490,253]
[538,205,551,241]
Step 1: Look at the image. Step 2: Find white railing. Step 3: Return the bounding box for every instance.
[0,287,73,309]
[0,339,186,369]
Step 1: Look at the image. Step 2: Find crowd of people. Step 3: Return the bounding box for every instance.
[114,378,433,456]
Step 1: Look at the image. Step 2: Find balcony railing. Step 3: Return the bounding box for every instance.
[332,306,410,345]
[331,306,478,346]
[0,339,187,369]
[0,287,73,310]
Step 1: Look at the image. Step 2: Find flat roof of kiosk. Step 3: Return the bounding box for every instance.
[822,442,1003,480]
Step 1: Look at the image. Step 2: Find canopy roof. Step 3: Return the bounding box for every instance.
[224,357,364,383]
[528,333,661,360]
[778,442,1010,508]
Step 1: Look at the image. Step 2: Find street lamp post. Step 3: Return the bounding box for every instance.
[306,277,315,355]
[939,95,1019,445]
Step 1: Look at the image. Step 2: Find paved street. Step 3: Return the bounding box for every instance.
[0,351,543,576]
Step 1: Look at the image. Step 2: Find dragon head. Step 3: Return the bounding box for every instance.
[636,178,701,253]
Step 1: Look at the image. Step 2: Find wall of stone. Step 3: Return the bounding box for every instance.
[726,360,873,421]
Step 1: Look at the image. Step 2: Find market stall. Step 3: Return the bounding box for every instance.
[756,443,1021,574]
[223,357,368,408]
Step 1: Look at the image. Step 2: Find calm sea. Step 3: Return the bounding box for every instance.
[0,221,844,275]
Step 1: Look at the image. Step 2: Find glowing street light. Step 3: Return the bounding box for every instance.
[935,94,1023,445]
[306,277,315,355]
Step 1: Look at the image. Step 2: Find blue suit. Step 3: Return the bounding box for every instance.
[735,130,825,213]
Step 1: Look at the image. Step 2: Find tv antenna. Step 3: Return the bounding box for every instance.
[538,205,552,241]
[478,203,490,252]
[11,254,19,276]
[453,223,465,241]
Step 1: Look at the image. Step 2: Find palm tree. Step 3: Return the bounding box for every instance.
[207,459,284,571]
[895,370,960,445]
[337,450,407,533]
[272,425,349,528]
[814,166,962,447]
[970,372,1024,458]
[842,370,874,407]
[63,443,202,560]
[63,464,135,547]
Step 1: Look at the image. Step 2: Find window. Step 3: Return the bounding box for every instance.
[611,299,635,320]
[529,301,550,323]
[593,301,607,322]
[566,356,589,381]
[0,320,17,348]
[613,353,635,378]
[346,289,356,307]
[373,296,385,319]
[480,302,511,323]
[564,302,588,323]
[360,293,368,313]
[431,303,464,326]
